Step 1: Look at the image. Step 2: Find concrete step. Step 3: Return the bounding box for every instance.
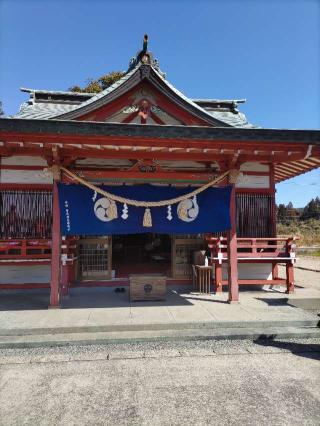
[0,318,319,337]
[0,326,319,349]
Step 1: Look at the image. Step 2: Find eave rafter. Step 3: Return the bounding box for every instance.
[1,119,319,183]
[0,139,312,165]
[274,156,320,183]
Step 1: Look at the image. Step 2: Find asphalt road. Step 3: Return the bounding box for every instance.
[0,338,319,426]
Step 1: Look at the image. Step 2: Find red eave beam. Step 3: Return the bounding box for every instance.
[0,147,312,165]
[1,130,317,153]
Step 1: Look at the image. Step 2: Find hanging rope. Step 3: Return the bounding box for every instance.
[59,166,231,208]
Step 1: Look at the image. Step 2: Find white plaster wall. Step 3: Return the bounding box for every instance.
[236,175,270,189]
[1,156,47,166]
[212,263,272,280]
[0,265,51,284]
[0,170,52,184]
[240,162,269,172]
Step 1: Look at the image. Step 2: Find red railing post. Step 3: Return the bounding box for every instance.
[285,237,295,293]
[49,176,61,308]
[228,182,239,303]
[272,262,279,280]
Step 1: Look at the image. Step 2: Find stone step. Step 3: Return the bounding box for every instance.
[0,326,319,349]
[0,318,318,337]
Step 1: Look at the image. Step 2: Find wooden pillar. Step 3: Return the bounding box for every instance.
[227,182,239,303]
[49,178,61,308]
[60,263,69,296]
[269,163,277,237]
[215,261,223,293]
[286,262,295,293]
[272,261,279,280]
[285,238,295,293]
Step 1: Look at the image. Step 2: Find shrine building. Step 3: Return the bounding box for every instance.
[1,35,319,307]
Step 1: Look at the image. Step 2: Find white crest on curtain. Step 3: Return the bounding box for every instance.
[177,195,199,222]
[94,197,117,222]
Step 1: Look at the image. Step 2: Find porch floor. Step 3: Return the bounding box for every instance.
[1,262,319,336]
[0,285,319,334]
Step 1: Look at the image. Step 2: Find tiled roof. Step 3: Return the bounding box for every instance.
[56,65,140,115]
[20,87,95,97]
[206,110,257,128]
[12,63,256,128]
[13,66,139,120]
[14,102,75,119]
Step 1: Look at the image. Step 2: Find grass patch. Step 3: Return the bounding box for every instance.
[277,219,320,247]
[299,249,320,257]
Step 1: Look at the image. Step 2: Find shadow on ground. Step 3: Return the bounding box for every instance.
[61,288,201,309]
[0,290,50,311]
[254,338,320,361]
[257,297,320,315]
[0,288,197,310]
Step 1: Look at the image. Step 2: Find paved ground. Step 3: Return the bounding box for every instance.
[295,255,320,272]
[0,284,318,331]
[0,338,319,425]
[0,260,319,334]
[0,259,319,424]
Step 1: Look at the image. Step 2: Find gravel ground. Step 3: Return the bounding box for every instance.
[0,261,319,425]
[0,337,319,365]
[295,256,320,272]
[0,338,319,426]
[279,263,320,291]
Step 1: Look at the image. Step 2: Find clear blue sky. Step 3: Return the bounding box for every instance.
[0,0,319,207]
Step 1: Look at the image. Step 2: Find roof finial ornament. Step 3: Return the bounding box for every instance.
[143,34,148,52]
[127,35,165,77]
[137,34,149,64]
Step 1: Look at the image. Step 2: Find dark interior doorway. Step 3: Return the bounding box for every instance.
[112,233,171,278]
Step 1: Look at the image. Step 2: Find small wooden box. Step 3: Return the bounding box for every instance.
[129,275,167,301]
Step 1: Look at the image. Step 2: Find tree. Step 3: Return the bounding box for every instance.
[301,197,320,220]
[277,202,299,223]
[0,101,4,117]
[285,201,299,219]
[277,204,287,222]
[69,71,125,94]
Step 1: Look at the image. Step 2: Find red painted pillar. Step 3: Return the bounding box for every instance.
[285,239,295,294]
[272,262,279,280]
[60,263,69,296]
[269,163,277,237]
[49,179,61,308]
[286,262,295,293]
[228,183,239,303]
[215,261,223,293]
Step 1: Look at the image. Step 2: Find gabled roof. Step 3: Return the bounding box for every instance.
[20,87,95,100]
[13,68,256,128]
[12,35,257,128]
[51,63,235,126]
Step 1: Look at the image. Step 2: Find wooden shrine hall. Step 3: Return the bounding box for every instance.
[1,35,320,307]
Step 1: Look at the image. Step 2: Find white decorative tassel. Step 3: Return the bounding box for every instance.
[121,203,128,219]
[167,205,172,221]
[143,208,152,227]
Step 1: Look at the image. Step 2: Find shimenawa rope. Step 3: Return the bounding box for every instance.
[58,166,232,227]
[60,166,230,207]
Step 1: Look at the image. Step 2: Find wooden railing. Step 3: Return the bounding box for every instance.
[0,237,79,291]
[206,236,297,260]
[0,239,52,261]
[0,237,78,266]
[205,236,298,293]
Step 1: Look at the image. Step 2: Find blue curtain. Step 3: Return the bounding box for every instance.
[58,183,231,235]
